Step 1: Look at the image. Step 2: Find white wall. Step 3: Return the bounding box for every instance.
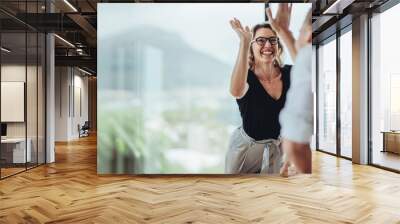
[55,66,69,141]
[1,66,26,138]
[55,67,89,141]
[71,72,89,138]
[1,63,46,164]
[1,65,37,138]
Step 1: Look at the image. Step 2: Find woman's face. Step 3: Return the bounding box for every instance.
[251,28,280,65]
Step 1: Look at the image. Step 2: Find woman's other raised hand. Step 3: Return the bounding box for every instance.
[229,18,252,45]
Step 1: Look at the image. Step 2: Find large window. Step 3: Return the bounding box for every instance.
[318,37,337,154]
[0,1,46,179]
[371,3,400,171]
[316,27,353,159]
[340,29,352,158]
[1,31,28,178]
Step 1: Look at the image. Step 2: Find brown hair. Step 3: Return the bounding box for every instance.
[249,23,284,70]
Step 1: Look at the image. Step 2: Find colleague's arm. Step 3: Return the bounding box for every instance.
[229,18,252,98]
[276,30,297,62]
[279,45,313,175]
[266,4,297,61]
[280,8,313,176]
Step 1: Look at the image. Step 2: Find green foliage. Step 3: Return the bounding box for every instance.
[98,106,145,173]
[98,103,229,173]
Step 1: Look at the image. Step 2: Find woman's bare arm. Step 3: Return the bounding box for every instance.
[229,18,252,98]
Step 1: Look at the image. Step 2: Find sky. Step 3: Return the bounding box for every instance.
[98,3,311,66]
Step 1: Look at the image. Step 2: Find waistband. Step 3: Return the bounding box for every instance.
[238,126,281,145]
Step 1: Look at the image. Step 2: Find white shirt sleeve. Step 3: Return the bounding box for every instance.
[235,83,249,99]
[279,45,313,144]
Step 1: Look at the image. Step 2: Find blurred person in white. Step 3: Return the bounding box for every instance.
[270,6,313,176]
[225,4,299,174]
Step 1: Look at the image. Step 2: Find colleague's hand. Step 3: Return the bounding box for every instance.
[280,151,298,177]
[266,3,292,35]
[280,139,312,177]
[280,158,290,177]
[229,18,252,45]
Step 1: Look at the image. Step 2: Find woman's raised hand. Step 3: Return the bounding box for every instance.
[266,3,292,34]
[229,18,252,44]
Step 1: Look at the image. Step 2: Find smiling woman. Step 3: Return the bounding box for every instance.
[225,3,313,175]
[225,19,292,174]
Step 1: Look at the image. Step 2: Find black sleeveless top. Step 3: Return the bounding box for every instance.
[236,65,292,141]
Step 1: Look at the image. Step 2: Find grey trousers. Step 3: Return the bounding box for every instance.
[225,126,283,174]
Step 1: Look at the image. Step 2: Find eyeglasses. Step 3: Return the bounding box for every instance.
[251,37,279,46]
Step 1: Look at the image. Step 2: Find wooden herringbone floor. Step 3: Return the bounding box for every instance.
[1,135,400,224]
